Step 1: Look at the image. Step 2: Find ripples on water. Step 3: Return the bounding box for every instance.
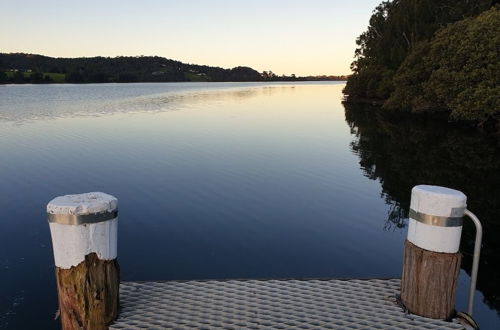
[0,83,282,122]
[0,82,498,329]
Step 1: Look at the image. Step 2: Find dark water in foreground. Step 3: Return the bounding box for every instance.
[0,82,498,329]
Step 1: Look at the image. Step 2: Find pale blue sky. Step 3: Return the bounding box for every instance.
[1,0,381,75]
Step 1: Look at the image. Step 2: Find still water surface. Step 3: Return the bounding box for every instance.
[0,82,498,329]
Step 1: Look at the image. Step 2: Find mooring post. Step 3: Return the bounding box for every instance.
[401,185,466,319]
[47,192,119,330]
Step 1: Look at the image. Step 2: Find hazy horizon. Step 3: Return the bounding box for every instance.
[1,0,381,76]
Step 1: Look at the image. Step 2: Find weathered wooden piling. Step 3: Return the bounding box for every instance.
[47,192,119,330]
[401,185,466,320]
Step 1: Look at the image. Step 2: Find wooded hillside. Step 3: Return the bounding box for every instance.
[0,53,346,84]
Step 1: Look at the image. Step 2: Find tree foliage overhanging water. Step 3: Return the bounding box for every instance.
[344,102,500,314]
[344,0,499,128]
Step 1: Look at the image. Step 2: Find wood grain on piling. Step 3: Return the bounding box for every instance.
[56,253,119,330]
[401,239,461,320]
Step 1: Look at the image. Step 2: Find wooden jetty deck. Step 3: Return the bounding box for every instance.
[110,278,466,329]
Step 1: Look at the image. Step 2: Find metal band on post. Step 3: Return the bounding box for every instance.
[401,185,466,320]
[47,192,119,329]
[409,209,463,227]
[47,210,118,225]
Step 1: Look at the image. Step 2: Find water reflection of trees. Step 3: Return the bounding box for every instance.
[344,102,500,314]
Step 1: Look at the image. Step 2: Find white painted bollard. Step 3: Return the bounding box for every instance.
[401,185,466,320]
[47,192,119,330]
[407,185,466,253]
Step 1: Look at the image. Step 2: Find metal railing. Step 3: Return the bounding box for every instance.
[464,209,483,317]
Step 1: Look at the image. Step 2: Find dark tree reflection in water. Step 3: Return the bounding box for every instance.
[344,102,500,314]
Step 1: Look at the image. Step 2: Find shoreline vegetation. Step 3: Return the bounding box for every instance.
[0,53,346,85]
[343,1,499,132]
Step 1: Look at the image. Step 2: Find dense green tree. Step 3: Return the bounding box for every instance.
[30,72,44,83]
[117,72,139,82]
[344,0,493,102]
[66,71,84,83]
[262,71,277,80]
[88,72,109,83]
[385,7,500,126]
[12,71,25,83]
[228,67,262,81]
[43,74,53,83]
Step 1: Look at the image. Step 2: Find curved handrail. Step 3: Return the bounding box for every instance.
[464,209,483,316]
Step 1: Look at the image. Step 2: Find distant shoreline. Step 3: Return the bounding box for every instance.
[0,53,348,84]
[0,79,347,86]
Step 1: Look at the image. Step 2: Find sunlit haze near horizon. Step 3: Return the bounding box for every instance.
[1,0,381,76]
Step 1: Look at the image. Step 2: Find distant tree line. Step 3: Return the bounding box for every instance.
[344,0,499,129]
[261,70,348,81]
[0,54,346,84]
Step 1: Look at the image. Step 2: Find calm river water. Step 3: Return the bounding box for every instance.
[0,82,498,329]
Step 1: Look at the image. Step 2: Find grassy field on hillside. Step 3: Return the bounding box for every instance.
[4,71,66,83]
